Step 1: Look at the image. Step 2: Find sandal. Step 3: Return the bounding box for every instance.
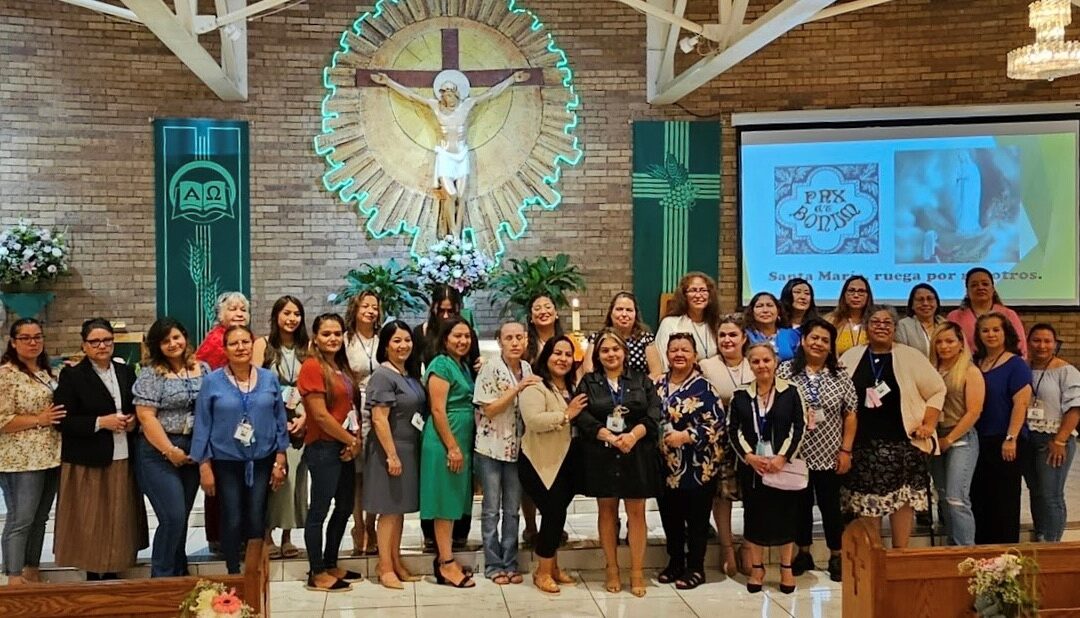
[533,571,559,594]
[604,566,621,593]
[280,542,300,559]
[630,570,647,598]
[779,564,797,594]
[507,571,525,584]
[434,557,475,588]
[492,572,511,585]
[657,562,683,584]
[267,543,283,560]
[746,564,765,594]
[675,571,705,590]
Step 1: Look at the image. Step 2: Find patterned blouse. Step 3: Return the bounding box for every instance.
[655,372,725,490]
[590,330,655,375]
[472,356,533,462]
[0,363,61,472]
[132,362,211,435]
[777,360,858,471]
[1029,363,1080,434]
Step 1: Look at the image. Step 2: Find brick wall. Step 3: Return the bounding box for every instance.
[2,0,1079,359]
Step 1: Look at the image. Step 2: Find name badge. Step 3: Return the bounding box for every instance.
[411,412,425,432]
[606,404,628,433]
[343,409,360,432]
[873,381,892,398]
[756,440,774,457]
[808,407,825,430]
[234,420,254,446]
[1027,404,1046,421]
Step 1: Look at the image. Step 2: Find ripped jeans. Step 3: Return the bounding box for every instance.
[929,428,979,546]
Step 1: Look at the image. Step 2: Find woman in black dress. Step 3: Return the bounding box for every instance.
[574,328,661,598]
[728,343,805,595]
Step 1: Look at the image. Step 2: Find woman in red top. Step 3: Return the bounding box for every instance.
[299,313,363,593]
[193,291,250,554]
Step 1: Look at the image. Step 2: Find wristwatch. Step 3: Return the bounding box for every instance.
[1004,434,1015,442]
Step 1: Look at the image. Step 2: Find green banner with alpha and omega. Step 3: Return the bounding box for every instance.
[154,118,250,345]
[632,121,721,329]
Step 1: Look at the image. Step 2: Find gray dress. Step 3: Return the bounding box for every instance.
[363,365,425,514]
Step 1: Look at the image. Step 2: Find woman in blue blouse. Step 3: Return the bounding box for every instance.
[970,313,1032,545]
[744,292,800,362]
[191,325,289,574]
[655,333,724,590]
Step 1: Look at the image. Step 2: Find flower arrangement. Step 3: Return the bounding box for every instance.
[414,235,496,297]
[0,219,70,288]
[178,579,257,618]
[958,549,1039,617]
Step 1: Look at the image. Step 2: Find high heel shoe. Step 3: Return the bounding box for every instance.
[630,570,647,598]
[433,557,475,588]
[778,564,797,594]
[746,564,765,594]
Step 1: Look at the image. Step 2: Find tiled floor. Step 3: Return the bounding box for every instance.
[267,568,840,617]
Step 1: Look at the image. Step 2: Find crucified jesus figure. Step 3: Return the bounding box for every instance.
[371,69,531,237]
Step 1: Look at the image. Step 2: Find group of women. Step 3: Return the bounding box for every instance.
[0,267,1076,599]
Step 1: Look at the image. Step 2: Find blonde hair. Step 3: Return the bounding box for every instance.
[929,321,972,392]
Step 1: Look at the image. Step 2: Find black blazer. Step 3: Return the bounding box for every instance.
[574,369,661,443]
[54,357,137,467]
[728,380,805,462]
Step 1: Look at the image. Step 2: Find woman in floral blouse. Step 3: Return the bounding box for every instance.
[655,332,724,590]
[776,318,857,583]
[0,318,65,585]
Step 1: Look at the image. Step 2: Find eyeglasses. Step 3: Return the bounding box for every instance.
[14,335,44,343]
[685,287,709,296]
[84,338,115,348]
[869,319,894,327]
[226,340,253,349]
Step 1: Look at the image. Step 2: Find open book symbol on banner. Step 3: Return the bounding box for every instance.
[168,160,237,224]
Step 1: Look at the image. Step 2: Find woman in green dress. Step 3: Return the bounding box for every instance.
[421,316,477,588]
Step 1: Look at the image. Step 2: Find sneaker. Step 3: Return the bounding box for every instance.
[828,555,842,582]
[791,550,815,576]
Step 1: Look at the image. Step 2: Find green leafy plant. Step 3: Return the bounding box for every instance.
[489,254,585,318]
[329,258,428,319]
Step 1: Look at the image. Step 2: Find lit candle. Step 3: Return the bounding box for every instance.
[571,297,581,332]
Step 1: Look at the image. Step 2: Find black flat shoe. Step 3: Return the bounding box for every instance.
[746,564,765,594]
[675,571,705,590]
[828,555,842,582]
[304,574,351,593]
[339,570,364,582]
[779,564,796,594]
[791,550,815,576]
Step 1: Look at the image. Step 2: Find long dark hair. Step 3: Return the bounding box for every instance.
[789,317,840,375]
[972,311,1022,363]
[905,283,941,318]
[743,291,786,333]
[602,292,650,338]
[780,278,819,327]
[533,335,581,393]
[664,271,721,334]
[375,320,421,379]
[2,318,52,379]
[525,293,566,364]
[828,275,873,328]
[310,313,358,409]
[960,267,1003,309]
[264,295,309,369]
[144,317,198,375]
[346,290,382,340]
[434,316,472,361]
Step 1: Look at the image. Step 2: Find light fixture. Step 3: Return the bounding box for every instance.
[679,34,701,54]
[1008,0,1080,81]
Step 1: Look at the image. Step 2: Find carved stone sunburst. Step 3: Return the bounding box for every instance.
[315,0,582,260]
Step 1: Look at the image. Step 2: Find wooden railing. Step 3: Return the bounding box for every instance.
[0,539,269,617]
[842,519,1080,617]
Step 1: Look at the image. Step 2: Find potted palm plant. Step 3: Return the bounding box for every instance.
[489,253,585,318]
[329,258,428,320]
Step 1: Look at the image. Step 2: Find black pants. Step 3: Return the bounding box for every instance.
[518,452,576,559]
[971,435,1026,544]
[420,516,472,543]
[796,469,844,550]
[657,480,717,573]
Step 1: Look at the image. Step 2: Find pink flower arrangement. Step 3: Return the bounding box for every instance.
[958,549,1038,617]
[179,579,257,618]
[211,589,243,614]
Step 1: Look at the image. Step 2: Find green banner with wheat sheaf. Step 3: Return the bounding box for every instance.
[154,118,250,345]
[632,121,721,329]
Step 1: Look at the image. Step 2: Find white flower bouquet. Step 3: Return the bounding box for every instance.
[415,235,496,297]
[0,219,69,288]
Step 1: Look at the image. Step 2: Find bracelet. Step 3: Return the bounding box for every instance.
[838,448,852,455]
[1054,439,1068,447]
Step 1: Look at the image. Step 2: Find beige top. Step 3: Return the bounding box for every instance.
[840,343,947,440]
[518,382,572,489]
[699,356,751,407]
[938,375,968,433]
[0,363,61,472]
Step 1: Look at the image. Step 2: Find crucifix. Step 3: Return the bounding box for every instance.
[356,28,543,237]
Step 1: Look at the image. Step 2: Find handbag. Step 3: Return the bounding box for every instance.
[762,458,809,491]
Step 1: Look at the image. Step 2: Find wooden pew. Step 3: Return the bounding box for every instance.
[0,539,269,617]
[843,519,1080,617]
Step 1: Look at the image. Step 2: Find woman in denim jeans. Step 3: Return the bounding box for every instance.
[472,321,540,585]
[132,317,208,577]
[0,318,64,586]
[1024,324,1080,542]
[928,322,984,546]
[299,314,363,593]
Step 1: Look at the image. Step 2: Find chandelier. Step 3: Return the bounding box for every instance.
[1008,0,1080,81]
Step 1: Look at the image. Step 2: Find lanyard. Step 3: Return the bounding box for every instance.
[356,335,376,375]
[804,371,822,408]
[752,387,774,438]
[279,348,298,385]
[32,370,56,392]
[227,366,253,420]
[662,373,694,410]
[869,352,886,385]
[1032,358,1053,400]
[180,366,197,410]
[689,320,712,358]
[725,361,746,387]
[606,376,624,406]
